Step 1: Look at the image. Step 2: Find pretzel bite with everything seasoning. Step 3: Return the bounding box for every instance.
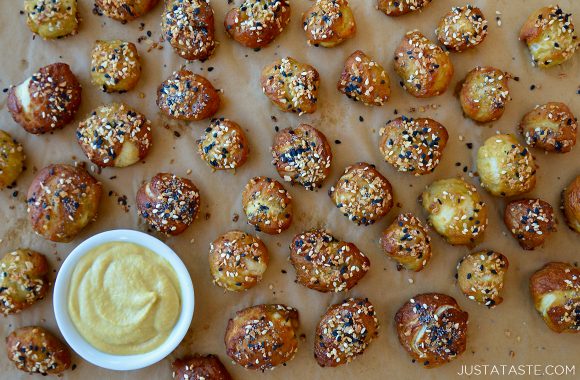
[519,6,578,68]
[504,199,556,250]
[225,304,299,370]
[157,69,220,121]
[563,175,580,233]
[519,102,577,153]
[395,293,468,368]
[137,173,200,236]
[90,40,141,93]
[77,103,152,168]
[420,178,488,246]
[271,124,332,190]
[436,5,487,52]
[27,164,102,243]
[95,0,159,22]
[24,0,79,39]
[209,230,269,292]
[0,249,49,315]
[314,298,378,367]
[6,326,71,375]
[261,57,320,115]
[476,134,536,197]
[530,262,580,333]
[337,50,391,106]
[380,213,431,272]
[242,176,292,234]
[302,0,356,48]
[459,66,511,123]
[0,130,25,190]
[457,251,508,308]
[224,0,290,49]
[379,116,448,176]
[198,118,248,170]
[8,63,81,135]
[172,354,232,380]
[329,162,393,225]
[162,0,216,61]
[377,0,431,17]
[290,229,370,293]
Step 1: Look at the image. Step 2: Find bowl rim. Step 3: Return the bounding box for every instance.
[53,229,195,371]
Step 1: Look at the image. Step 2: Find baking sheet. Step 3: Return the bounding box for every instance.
[0,0,579,379]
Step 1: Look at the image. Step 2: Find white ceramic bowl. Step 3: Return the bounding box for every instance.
[53,229,194,371]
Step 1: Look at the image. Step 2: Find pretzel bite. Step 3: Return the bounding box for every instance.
[242,176,292,234]
[519,102,577,153]
[504,199,556,250]
[95,0,159,22]
[90,40,141,93]
[209,230,269,292]
[436,5,487,52]
[456,251,508,308]
[260,57,320,115]
[379,116,448,175]
[271,124,332,190]
[393,30,454,98]
[290,229,370,292]
[27,164,102,243]
[530,262,580,333]
[137,173,200,236]
[224,304,299,370]
[314,298,378,367]
[0,130,25,190]
[563,175,580,233]
[476,134,536,197]
[162,0,216,61]
[420,178,488,246]
[24,0,79,39]
[377,0,431,17]
[6,326,71,375]
[0,249,49,315]
[172,354,232,380]
[395,293,468,367]
[77,103,152,168]
[7,63,81,135]
[302,0,356,48]
[459,66,510,123]
[224,0,290,49]
[519,6,578,68]
[337,50,391,106]
[380,213,431,272]
[198,118,248,170]
[157,69,220,121]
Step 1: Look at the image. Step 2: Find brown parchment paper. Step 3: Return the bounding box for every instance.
[0,0,579,379]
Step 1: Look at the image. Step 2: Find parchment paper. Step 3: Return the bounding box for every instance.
[0,0,579,379]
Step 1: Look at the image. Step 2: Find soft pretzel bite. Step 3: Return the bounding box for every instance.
[456,250,509,307]
[90,40,141,93]
[459,66,510,123]
[504,198,556,250]
[198,118,249,170]
[436,5,487,52]
[302,0,356,48]
[377,0,432,17]
[24,0,79,39]
[519,102,577,153]
[380,213,431,272]
[0,130,25,189]
[172,354,232,380]
[242,176,292,234]
[337,50,391,106]
[563,175,580,233]
[95,0,159,22]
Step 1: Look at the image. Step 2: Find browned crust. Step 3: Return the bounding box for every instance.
[95,0,159,22]
[302,0,356,47]
[171,354,232,380]
[377,0,432,17]
[337,50,391,106]
[504,199,556,250]
[436,5,487,52]
[198,118,249,170]
[456,250,509,307]
[380,213,431,272]
[519,102,577,153]
[242,176,292,234]
[459,66,510,123]
[563,175,580,233]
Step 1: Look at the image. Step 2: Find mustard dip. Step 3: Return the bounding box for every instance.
[68,242,181,355]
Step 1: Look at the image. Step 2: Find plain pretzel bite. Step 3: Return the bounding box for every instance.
[337,50,391,106]
[504,198,556,250]
[380,213,431,272]
[436,5,487,52]
[198,118,249,170]
[242,176,292,234]
[95,0,159,22]
[314,298,379,367]
[172,354,232,380]
[260,57,320,115]
[519,102,577,153]
[562,175,580,233]
[224,304,299,370]
[456,250,509,308]
[7,63,82,135]
[519,5,578,68]
[476,134,536,197]
[395,293,468,368]
[377,0,432,17]
[329,162,394,226]
[24,0,79,39]
[224,0,290,49]
[271,124,332,190]
[26,164,102,243]
[90,40,141,93]
[290,229,370,293]
[162,0,216,61]
[529,262,580,333]
[302,0,356,48]
[0,130,25,189]
[157,69,220,121]
[77,103,152,168]
[459,66,511,123]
